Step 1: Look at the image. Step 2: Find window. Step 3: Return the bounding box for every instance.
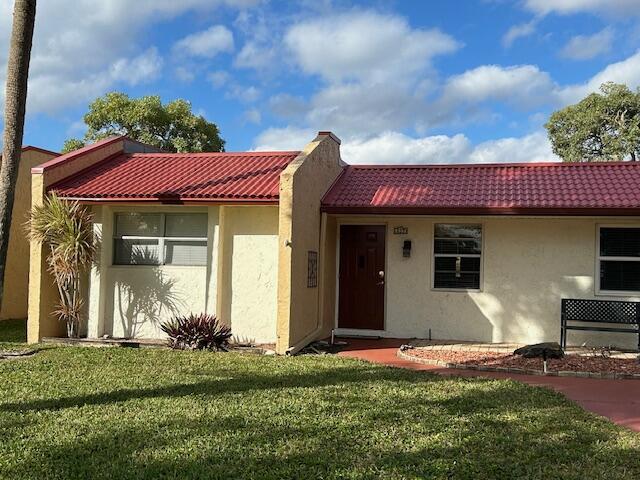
[114,213,208,266]
[433,224,482,290]
[598,227,640,293]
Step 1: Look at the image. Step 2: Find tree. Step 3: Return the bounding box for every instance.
[0,0,36,311]
[546,82,640,162]
[63,92,225,153]
[27,194,97,338]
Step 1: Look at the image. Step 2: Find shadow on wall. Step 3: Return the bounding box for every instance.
[468,275,637,349]
[112,249,183,338]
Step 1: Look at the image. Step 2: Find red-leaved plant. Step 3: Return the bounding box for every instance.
[160,313,232,351]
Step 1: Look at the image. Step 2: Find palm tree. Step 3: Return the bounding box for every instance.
[27,194,97,337]
[0,0,37,310]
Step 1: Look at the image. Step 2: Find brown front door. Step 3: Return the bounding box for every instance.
[338,225,386,330]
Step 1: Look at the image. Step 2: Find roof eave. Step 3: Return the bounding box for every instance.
[58,196,280,206]
[320,206,640,216]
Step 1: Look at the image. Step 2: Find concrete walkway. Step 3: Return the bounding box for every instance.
[337,338,640,432]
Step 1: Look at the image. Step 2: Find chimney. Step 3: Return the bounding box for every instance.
[317,131,341,145]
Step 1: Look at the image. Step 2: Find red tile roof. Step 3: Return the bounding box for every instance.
[51,151,300,203]
[322,162,640,215]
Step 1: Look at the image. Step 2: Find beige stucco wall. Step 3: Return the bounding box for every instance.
[107,266,208,338]
[1,149,56,321]
[84,203,279,343]
[28,139,137,342]
[86,204,215,339]
[217,206,279,344]
[40,138,125,187]
[319,213,338,341]
[276,133,344,354]
[27,174,63,342]
[326,215,640,349]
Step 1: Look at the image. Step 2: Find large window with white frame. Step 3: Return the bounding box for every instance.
[598,226,640,293]
[433,224,482,290]
[113,212,208,266]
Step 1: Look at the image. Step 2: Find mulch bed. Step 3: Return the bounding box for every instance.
[405,349,640,376]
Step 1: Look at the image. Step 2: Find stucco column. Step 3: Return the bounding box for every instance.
[215,206,230,323]
[205,206,220,315]
[276,132,345,354]
[27,174,62,342]
[86,205,111,338]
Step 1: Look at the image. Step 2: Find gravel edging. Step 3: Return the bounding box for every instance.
[397,349,640,380]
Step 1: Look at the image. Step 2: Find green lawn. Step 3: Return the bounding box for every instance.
[1,322,639,479]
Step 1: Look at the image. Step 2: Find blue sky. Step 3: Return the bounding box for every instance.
[2,0,640,164]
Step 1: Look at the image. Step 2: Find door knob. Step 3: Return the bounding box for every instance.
[378,271,385,278]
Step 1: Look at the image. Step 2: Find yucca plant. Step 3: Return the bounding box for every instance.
[160,313,232,351]
[27,193,97,338]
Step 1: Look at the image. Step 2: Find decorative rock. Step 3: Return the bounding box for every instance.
[399,344,415,351]
[513,342,564,359]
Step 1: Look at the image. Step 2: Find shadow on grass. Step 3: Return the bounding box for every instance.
[2,351,639,479]
[0,364,445,413]
[4,369,638,479]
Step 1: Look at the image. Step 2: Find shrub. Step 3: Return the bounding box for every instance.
[27,193,97,338]
[160,313,232,351]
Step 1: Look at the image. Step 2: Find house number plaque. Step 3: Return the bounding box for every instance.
[393,226,408,235]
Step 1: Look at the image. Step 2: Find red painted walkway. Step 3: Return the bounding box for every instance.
[337,338,640,432]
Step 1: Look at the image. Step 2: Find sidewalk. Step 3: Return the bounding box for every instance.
[337,338,640,432]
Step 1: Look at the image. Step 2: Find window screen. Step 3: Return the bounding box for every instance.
[164,240,208,266]
[116,213,162,237]
[114,213,208,266]
[114,239,161,265]
[434,224,482,290]
[599,227,640,292]
[165,213,208,238]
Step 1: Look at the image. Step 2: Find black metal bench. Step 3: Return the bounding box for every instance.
[561,299,640,351]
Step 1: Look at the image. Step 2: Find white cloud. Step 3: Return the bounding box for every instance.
[306,83,424,135]
[109,48,163,85]
[342,132,471,164]
[253,126,316,151]
[175,66,196,83]
[557,50,640,103]
[231,10,460,141]
[0,0,258,115]
[226,84,261,103]
[271,10,461,138]
[438,50,640,117]
[207,70,231,88]
[524,0,640,17]
[341,131,556,165]
[284,10,460,83]
[26,48,163,114]
[269,93,307,119]
[66,119,86,137]
[234,41,277,70]
[243,108,262,125]
[264,47,640,151]
[206,69,260,104]
[560,27,614,60]
[467,131,556,163]
[502,20,538,47]
[440,64,555,110]
[254,128,557,165]
[173,25,234,58]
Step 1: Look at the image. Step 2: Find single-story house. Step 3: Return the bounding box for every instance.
[0,146,57,322]
[27,132,640,353]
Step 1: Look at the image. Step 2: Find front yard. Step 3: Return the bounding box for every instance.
[1,321,639,479]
